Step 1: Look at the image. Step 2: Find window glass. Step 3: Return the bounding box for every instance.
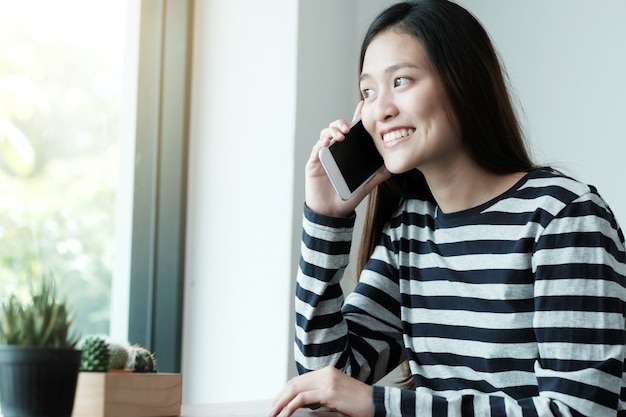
[0,0,130,336]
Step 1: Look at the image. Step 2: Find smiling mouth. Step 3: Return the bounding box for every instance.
[382,128,415,144]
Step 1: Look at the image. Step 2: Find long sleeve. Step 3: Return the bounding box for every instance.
[295,204,405,384]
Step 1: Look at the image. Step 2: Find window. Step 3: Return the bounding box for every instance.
[0,0,190,373]
[0,0,135,338]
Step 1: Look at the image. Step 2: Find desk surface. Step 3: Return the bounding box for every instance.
[180,400,345,417]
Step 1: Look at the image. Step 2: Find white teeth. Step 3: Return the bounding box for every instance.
[383,128,415,143]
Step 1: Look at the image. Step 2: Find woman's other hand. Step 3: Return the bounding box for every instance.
[269,366,374,417]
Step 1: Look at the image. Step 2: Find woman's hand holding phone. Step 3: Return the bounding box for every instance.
[305,102,390,218]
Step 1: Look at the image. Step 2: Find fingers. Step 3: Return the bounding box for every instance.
[269,392,314,417]
[269,380,306,417]
[269,371,327,417]
[316,102,364,154]
[269,368,375,417]
[307,119,352,167]
[322,119,351,143]
[312,108,362,160]
[269,369,330,417]
[352,100,364,122]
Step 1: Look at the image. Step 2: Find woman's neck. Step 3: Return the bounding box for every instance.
[424,161,526,214]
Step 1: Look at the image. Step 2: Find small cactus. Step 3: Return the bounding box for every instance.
[79,336,157,372]
[108,341,131,369]
[131,344,157,372]
[80,335,110,371]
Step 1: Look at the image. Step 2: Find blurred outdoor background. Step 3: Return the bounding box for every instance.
[0,0,128,336]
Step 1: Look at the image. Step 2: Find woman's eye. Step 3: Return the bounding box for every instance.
[394,77,410,87]
[361,88,374,99]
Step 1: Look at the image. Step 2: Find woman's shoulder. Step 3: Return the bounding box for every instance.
[517,167,605,208]
[521,168,593,197]
[478,167,617,225]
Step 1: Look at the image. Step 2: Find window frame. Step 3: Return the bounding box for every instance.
[128,0,193,373]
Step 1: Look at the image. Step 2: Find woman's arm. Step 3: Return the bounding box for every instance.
[294,205,405,381]
[271,204,404,417]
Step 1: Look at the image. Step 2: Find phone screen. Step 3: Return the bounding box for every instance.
[328,120,383,192]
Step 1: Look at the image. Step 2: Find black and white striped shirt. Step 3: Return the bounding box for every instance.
[295,169,626,417]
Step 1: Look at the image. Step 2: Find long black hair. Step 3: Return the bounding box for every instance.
[356,0,538,389]
[357,0,537,272]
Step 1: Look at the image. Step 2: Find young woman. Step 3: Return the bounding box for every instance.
[270,1,626,416]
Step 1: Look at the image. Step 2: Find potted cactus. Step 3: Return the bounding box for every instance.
[72,335,181,417]
[79,335,134,372]
[0,275,81,417]
[79,335,112,372]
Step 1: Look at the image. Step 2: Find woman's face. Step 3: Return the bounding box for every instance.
[359,29,463,176]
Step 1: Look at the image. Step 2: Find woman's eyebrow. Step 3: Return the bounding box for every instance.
[359,63,421,83]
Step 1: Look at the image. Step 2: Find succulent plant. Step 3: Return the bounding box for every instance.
[108,341,131,369]
[131,344,157,372]
[79,335,110,371]
[79,336,156,372]
[0,275,79,348]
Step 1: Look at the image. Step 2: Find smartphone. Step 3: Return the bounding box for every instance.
[318,119,384,201]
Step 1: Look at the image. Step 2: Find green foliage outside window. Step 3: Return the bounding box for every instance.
[0,3,123,336]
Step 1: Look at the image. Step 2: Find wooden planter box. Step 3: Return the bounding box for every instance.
[72,372,182,417]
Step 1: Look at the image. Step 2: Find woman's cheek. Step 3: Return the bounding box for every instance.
[360,108,376,138]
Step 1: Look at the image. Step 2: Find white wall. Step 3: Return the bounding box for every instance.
[183,0,298,404]
[183,0,626,405]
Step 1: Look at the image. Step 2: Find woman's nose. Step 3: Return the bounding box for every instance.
[372,90,399,121]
